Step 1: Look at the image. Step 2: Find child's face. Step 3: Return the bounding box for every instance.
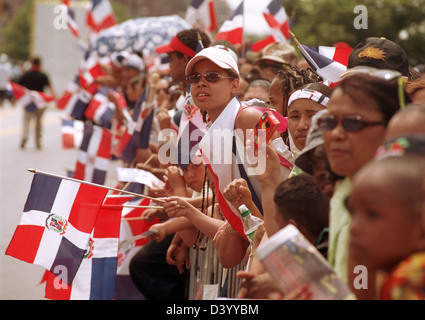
[182,162,206,193]
[347,164,422,273]
[287,99,325,151]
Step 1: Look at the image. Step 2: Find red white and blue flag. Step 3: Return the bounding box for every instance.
[298,45,352,86]
[62,0,80,39]
[118,197,161,275]
[251,0,291,52]
[43,195,122,300]
[8,81,55,112]
[114,91,155,165]
[74,123,112,185]
[6,173,108,286]
[61,118,84,149]
[84,88,125,129]
[79,51,107,88]
[57,80,98,121]
[86,0,116,34]
[56,77,80,111]
[199,98,254,238]
[214,1,243,45]
[263,0,291,43]
[185,0,217,32]
[176,38,207,167]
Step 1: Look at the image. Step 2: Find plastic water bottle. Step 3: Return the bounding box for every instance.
[239,204,263,245]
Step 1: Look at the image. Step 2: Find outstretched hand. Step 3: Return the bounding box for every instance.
[161,196,197,218]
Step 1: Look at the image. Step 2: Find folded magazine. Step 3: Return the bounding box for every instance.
[255,225,354,300]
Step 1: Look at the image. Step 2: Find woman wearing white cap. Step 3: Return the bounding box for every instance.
[185,47,284,267]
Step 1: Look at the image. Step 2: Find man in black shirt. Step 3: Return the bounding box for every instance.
[18,57,56,150]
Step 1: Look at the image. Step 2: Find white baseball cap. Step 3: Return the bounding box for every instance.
[185,47,239,76]
[123,54,145,71]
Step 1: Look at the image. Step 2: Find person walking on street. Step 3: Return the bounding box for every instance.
[18,56,56,150]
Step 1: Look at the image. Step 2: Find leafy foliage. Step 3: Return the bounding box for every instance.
[283,0,425,65]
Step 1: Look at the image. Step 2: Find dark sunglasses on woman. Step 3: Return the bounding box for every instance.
[186,71,234,84]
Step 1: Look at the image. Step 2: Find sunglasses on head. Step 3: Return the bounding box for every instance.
[317,114,385,133]
[343,68,407,109]
[344,67,403,80]
[186,71,234,84]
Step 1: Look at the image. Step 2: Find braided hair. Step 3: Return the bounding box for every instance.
[274,66,323,117]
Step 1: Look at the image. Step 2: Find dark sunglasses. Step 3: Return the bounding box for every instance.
[317,114,385,133]
[186,71,234,84]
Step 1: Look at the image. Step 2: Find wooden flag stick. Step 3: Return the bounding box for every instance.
[289,31,302,47]
[101,204,164,210]
[122,216,149,221]
[123,205,163,210]
[143,154,155,166]
[118,181,132,195]
[27,168,165,203]
[288,31,319,70]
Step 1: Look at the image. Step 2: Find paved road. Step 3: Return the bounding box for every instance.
[0,103,120,299]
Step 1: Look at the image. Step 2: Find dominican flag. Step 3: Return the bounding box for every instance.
[185,0,217,32]
[263,0,290,43]
[84,88,125,129]
[79,51,107,88]
[86,0,116,34]
[9,82,55,112]
[7,81,26,100]
[74,123,112,185]
[6,173,108,286]
[62,0,80,39]
[198,98,263,238]
[176,95,206,167]
[118,197,161,275]
[251,1,291,52]
[111,102,140,161]
[115,91,155,165]
[56,77,79,111]
[214,1,243,45]
[298,45,352,85]
[61,83,98,120]
[61,118,84,149]
[176,38,207,167]
[65,87,94,120]
[43,195,122,300]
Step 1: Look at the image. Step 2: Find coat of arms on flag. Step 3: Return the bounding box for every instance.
[6,173,109,286]
[43,195,122,300]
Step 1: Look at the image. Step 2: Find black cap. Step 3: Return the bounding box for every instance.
[347,37,409,76]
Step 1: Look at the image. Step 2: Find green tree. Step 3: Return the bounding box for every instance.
[283,0,425,65]
[1,0,32,61]
[0,0,131,62]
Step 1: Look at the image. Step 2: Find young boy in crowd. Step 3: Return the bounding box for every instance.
[346,155,425,299]
[237,173,330,299]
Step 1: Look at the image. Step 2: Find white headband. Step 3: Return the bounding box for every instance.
[288,89,329,108]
